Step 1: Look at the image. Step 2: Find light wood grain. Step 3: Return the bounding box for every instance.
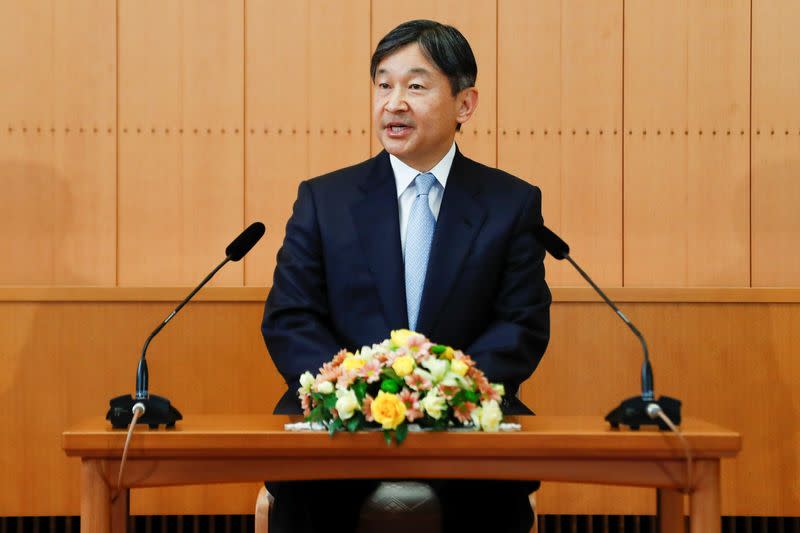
[751,1,800,286]
[117,0,244,286]
[5,286,800,302]
[624,0,750,287]
[64,415,736,533]
[0,0,116,285]
[1,300,796,516]
[498,0,623,287]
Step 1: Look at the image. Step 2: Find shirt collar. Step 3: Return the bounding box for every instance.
[390,142,456,198]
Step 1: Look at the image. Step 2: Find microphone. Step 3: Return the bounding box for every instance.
[533,224,681,430]
[107,222,266,429]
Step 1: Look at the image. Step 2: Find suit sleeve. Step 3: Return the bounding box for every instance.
[262,180,341,412]
[465,186,551,412]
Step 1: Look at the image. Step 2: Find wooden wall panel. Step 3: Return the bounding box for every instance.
[0,300,276,515]
[0,0,116,285]
[752,1,800,286]
[370,0,497,167]
[117,1,244,286]
[245,0,371,285]
[1,297,798,516]
[624,0,750,287]
[245,0,310,285]
[498,0,623,286]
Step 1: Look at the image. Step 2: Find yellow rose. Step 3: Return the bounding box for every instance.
[450,358,469,377]
[390,329,415,347]
[342,356,366,371]
[370,391,407,429]
[392,355,416,377]
[441,347,455,360]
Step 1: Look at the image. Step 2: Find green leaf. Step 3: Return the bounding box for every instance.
[346,414,362,433]
[383,429,393,446]
[395,422,408,444]
[323,393,337,410]
[450,390,466,406]
[307,404,326,423]
[430,344,446,355]
[353,380,368,401]
[382,368,400,381]
[328,418,343,436]
[463,389,478,403]
[380,379,400,393]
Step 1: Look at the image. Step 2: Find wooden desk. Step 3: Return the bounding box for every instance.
[63,415,740,533]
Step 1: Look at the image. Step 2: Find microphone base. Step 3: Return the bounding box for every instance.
[107,394,183,429]
[605,395,681,430]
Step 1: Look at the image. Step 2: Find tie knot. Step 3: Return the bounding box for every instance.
[414,172,437,195]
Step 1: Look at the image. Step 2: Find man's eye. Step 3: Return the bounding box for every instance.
[378,83,390,89]
[409,84,424,90]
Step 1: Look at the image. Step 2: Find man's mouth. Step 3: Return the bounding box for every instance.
[385,123,412,136]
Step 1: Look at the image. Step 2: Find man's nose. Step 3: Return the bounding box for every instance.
[384,88,408,113]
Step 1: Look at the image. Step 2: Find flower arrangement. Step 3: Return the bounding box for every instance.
[298,329,505,444]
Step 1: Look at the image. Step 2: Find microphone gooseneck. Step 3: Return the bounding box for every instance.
[108,222,266,429]
[532,223,679,431]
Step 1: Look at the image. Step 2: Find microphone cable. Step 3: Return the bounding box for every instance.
[112,402,146,503]
[647,403,693,494]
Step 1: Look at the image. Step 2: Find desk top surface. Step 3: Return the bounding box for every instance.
[63,415,741,460]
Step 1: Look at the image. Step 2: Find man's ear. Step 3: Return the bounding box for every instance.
[455,87,479,127]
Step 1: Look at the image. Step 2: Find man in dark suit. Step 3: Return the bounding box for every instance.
[262,19,550,533]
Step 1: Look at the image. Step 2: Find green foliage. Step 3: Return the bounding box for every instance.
[328,417,343,436]
[346,413,362,433]
[323,393,337,410]
[395,422,408,444]
[352,379,368,401]
[382,368,401,381]
[383,429,393,446]
[307,403,326,423]
[380,379,400,393]
[430,344,446,355]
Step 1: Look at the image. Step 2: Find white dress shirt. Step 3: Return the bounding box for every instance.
[390,142,456,253]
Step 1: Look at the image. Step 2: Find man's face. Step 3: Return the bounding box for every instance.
[372,43,477,172]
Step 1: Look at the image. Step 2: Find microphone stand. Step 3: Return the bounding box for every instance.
[534,225,681,430]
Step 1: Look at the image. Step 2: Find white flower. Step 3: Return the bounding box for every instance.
[298,371,315,394]
[316,381,334,395]
[480,400,503,432]
[420,389,447,420]
[471,406,483,429]
[421,357,449,383]
[492,383,505,397]
[335,388,360,420]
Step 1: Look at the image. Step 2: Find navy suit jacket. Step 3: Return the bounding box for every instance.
[262,148,551,415]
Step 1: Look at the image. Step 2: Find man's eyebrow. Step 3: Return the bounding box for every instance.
[375,67,432,77]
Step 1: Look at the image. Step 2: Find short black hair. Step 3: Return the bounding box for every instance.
[370,19,477,96]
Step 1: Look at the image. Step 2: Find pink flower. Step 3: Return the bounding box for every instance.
[405,371,432,392]
[399,389,423,422]
[331,349,349,367]
[406,333,427,352]
[358,359,382,383]
[336,371,356,389]
[438,383,460,401]
[300,394,311,416]
[453,401,477,424]
[362,394,375,422]
[319,362,342,383]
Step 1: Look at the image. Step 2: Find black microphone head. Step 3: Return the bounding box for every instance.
[226,222,266,261]
[533,224,570,260]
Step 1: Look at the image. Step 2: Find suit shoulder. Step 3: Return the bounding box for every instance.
[304,155,378,191]
[462,156,541,197]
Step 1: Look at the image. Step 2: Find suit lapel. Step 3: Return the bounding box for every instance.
[350,151,408,329]
[416,150,486,334]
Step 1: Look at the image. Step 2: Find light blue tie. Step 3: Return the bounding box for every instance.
[405,172,437,331]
